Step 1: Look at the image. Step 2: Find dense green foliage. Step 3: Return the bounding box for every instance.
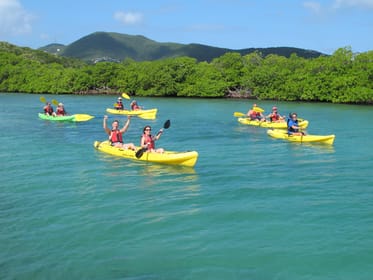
[1,42,372,104]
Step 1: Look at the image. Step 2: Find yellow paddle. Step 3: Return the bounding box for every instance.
[233,112,246,117]
[137,112,156,120]
[39,96,47,103]
[73,114,95,122]
[51,99,59,106]
[253,105,264,113]
[122,92,130,100]
[234,107,264,118]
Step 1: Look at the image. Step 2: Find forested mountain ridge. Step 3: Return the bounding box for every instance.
[39,31,324,63]
[1,41,372,104]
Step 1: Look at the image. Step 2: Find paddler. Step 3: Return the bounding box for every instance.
[43,102,56,116]
[103,115,136,150]
[114,97,124,110]
[130,100,142,110]
[287,113,306,136]
[140,125,164,153]
[266,106,285,122]
[56,103,67,116]
[246,104,265,121]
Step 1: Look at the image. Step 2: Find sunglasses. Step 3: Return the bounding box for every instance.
[145,128,151,131]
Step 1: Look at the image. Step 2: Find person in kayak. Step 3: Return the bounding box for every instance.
[266,106,285,122]
[287,113,305,135]
[43,102,56,116]
[246,104,265,121]
[56,103,67,116]
[114,97,124,110]
[130,100,142,110]
[140,125,164,153]
[103,115,136,150]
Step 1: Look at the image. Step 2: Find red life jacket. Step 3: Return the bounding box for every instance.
[110,130,123,143]
[143,134,154,150]
[44,106,53,114]
[115,102,124,110]
[270,113,280,121]
[249,110,260,120]
[56,107,66,116]
[131,104,140,110]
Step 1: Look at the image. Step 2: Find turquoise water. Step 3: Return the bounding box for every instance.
[1,93,373,279]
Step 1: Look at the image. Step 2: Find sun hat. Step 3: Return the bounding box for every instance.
[59,103,63,106]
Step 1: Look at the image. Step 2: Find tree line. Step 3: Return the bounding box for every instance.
[0,43,372,104]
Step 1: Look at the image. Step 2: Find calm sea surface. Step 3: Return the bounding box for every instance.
[1,93,373,280]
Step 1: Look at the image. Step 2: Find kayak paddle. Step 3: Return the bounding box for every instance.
[122,92,130,100]
[234,108,264,118]
[135,119,171,159]
[39,96,47,103]
[73,114,95,122]
[253,106,265,113]
[233,112,246,117]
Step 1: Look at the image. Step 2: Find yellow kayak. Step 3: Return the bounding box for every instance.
[94,141,198,167]
[267,129,335,145]
[106,108,157,120]
[238,117,309,129]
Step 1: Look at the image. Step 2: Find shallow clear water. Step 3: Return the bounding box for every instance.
[1,93,373,279]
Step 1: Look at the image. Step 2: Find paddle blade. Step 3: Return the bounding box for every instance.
[137,113,156,120]
[164,119,171,129]
[122,92,130,100]
[39,96,47,103]
[135,147,147,159]
[233,112,245,117]
[73,114,95,122]
[51,99,59,106]
[253,106,264,113]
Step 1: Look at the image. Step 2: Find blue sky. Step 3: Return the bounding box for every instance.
[0,0,372,54]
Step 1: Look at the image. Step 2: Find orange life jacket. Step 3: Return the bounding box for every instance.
[270,113,280,121]
[110,130,123,143]
[44,106,53,114]
[56,107,66,116]
[143,134,154,150]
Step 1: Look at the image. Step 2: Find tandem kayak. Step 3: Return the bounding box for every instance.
[267,129,335,145]
[238,117,309,129]
[106,108,157,120]
[94,140,198,167]
[38,113,94,122]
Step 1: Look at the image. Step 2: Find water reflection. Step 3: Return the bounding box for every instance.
[140,163,197,176]
[95,153,200,188]
[288,142,335,154]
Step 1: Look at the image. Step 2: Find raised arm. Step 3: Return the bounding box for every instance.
[103,115,111,135]
[120,116,131,133]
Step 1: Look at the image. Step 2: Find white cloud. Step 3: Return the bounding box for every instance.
[333,0,373,9]
[114,11,143,25]
[0,0,35,36]
[303,0,373,16]
[303,1,322,14]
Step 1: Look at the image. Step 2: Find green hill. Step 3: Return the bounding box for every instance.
[38,43,66,55]
[41,32,324,63]
[1,41,84,67]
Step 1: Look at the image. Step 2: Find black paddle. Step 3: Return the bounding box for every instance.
[135,120,171,159]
